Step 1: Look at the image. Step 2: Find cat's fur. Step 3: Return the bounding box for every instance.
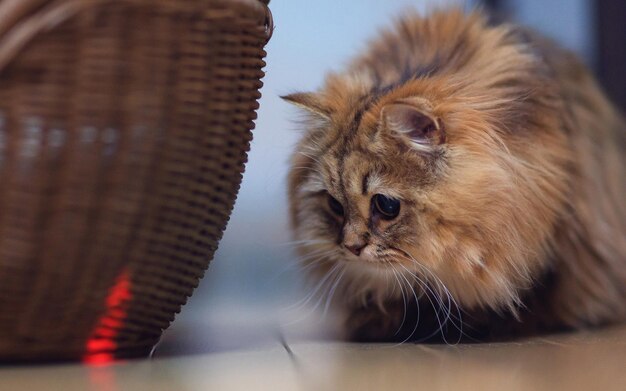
[284,9,626,342]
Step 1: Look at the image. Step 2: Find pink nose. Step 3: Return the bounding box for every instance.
[344,242,366,256]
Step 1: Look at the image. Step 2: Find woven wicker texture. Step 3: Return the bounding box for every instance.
[0,0,271,362]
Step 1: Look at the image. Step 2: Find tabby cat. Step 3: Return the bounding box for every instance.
[283,9,626,342]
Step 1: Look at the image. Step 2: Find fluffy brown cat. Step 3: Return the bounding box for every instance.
[283,9,626,342]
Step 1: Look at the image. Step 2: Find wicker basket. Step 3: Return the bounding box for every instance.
[0,0,272,362]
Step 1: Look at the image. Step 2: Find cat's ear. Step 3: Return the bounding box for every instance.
[382,103,445,150]
[281,92,331,120]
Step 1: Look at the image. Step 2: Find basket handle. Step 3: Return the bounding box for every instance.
[0,0,50,37]
[0,0,118,72]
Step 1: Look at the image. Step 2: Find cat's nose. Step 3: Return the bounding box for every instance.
[344,241,367,256]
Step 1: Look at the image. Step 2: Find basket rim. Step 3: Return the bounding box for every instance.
[0,0,273,73]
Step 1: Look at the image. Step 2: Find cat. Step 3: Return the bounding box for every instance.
[283,8,626,342]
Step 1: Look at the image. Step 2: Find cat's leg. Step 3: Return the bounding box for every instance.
[344,300,408,342]
[344,297,471,343]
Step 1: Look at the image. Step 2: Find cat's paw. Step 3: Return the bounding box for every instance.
[345,303,405,342]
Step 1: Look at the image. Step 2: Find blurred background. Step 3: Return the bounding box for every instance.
[156,0,624,356]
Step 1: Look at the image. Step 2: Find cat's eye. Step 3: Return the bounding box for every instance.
[373,194,400,220]
[327,194,344,216]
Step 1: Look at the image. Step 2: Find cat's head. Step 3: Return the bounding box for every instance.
[284,10,571,314]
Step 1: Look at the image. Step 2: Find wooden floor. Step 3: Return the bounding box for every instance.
[1,324,625,390]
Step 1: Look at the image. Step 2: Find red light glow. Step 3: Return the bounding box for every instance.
[83,268,132,366]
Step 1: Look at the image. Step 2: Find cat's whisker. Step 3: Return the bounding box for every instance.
[390,263,422,346]
[394,247,466,343]
[428,276,460,343]
[290,256,335,280]
[410,258,466,333]
[429,276,459,337]
[283,262,342,313]
[291,245,339,266]
[429,272,465,344]
[392,248,448,306]
[388,262,408,337]
[295,247,338,263]
[411,265,455,330]
[298,257,332,273]
[393,258,454,344]
[268,248,337,285]
[298,249,342,269]
[288,263,345,325]
[322,266,346,318]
